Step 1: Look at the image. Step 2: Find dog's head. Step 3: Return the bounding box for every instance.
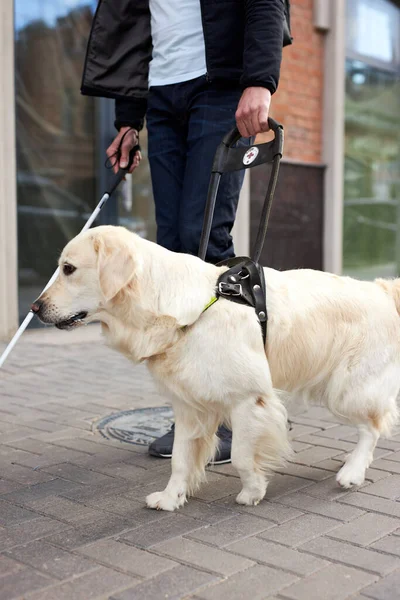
[32,226,142,330]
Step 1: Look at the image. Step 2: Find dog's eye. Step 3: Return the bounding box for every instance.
[63,263,76,276]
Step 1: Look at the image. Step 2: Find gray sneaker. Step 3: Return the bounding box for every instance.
[148,424,232,464]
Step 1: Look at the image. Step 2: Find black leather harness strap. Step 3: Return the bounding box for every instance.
[198,119,283,347]
[216,257,267,345]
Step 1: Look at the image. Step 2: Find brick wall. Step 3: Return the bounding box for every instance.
[270,0,325,165]
[251,0,326,271]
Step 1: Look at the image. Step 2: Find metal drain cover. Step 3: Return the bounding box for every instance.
[97,406,174,446]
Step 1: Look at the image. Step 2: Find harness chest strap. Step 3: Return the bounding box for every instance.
[202,257,268,345]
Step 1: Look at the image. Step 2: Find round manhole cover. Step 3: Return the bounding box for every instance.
[96,406,174,446]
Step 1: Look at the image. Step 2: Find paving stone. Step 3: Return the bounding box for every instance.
[328,513,400,546]
[370,535,400,556]
[372,458,400,474]
[299,477,360,501]
[195,564,298,600]
[338,491,400,518]
[296,434,357,452]
[78,539,178,577]
[0,463,55,486]
[258,513,340,548]
[2,478,83,507]
[154,537,255,576]
[86,497,179,531]
[277,463,333,481]
[0,555,24,576]
[4,438,63,454]
[192,476,241,502]
[25,496,106,525]
[15,447,92,469]
[206,463,240,478]
[0,427,50,443]
[280,563,377,600]
[83,495,145,517]
[82,462,146,481]
[217,496,304,524]
[290,416,338,430]
[0,500,42,526]
[177,499,239,524]
[360,475,400,499]
[226,537,328,576]
[276,492,365,521]
[293,446,343,466]
[5,539,98,579]
[0,566,53,600]
[0,479,25,495]
[300,536,400,576]
[362,569,400,600]
[377,449,400,461]
[120,514,206,549]
[290,424,323,439]
[363,469,392,483]
[26,566,137,600]
[315,425,358,440]
[60,479,132,502]
[43,514,134,549]
[0,517,69,552]
[187,513,275,548]
[264,474,313,499]
[111,564,219,600]
[291,441,312,453]
[40,463,119,485]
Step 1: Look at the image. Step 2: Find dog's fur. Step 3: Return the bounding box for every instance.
[35,225,400,510]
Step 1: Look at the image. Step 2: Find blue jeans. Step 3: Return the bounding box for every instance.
[146,76,249,263]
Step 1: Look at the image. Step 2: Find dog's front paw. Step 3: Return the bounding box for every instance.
[336,463,365,489]
[236,486,266,506]
[146,490,186,511]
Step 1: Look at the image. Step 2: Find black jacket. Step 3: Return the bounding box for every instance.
[81,0,286,131]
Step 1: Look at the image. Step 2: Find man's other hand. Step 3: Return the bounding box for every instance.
[106,127,142,174]
[235,87,271,138]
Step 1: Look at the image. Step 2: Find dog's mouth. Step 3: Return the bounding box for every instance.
[55,311,88,330]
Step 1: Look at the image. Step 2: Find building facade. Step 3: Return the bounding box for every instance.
[0,0,399,340]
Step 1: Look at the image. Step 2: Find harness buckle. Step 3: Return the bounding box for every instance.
[218,281,243,296]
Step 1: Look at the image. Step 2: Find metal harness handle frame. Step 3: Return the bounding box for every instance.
[198,118,284,343]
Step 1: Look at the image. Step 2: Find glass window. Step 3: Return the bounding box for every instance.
[343,0,400,279]
[15,1,156,323]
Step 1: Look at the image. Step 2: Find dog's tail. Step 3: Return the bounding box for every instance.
[376,279,400,316]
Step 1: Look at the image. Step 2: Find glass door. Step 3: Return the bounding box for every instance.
[343,0,400,279]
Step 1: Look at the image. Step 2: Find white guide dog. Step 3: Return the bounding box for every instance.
[33,225,400,511]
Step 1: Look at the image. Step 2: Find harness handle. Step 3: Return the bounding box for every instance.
[198,118,284,263]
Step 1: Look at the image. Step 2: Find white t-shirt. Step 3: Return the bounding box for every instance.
[148,0,207,87]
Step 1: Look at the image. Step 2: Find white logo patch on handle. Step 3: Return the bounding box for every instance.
[243,146,259,165]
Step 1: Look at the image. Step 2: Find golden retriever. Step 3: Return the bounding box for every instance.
[32,225,400,511]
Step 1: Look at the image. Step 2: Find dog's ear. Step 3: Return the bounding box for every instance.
[94,236,136,302]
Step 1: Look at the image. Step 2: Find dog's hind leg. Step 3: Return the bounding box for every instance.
[336,393,399,489]
[231,394,292,506]
[146,409,219,511]
[336,423,379,488]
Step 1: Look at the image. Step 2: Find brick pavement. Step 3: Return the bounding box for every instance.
[1,325,400,600]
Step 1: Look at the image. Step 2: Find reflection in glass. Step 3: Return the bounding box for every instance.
[15,1,98,318]
[15,0,156,322]
[343,58,400,279]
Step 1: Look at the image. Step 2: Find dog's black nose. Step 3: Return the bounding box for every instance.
[31,300,43,314]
